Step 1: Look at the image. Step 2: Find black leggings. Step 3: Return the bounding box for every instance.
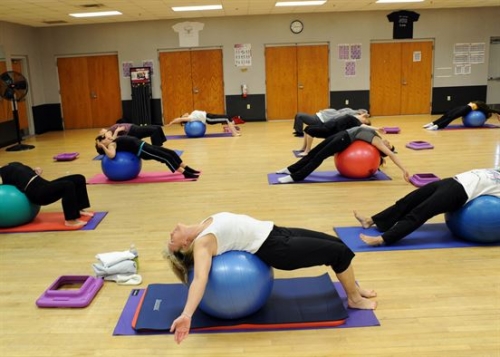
[205,113,233,125]
[255,226,355,274]
[25,174,91,221]
[288,131,352,181]
[128,125,166,146]
[138,143,183,172]
[372,178,468,244]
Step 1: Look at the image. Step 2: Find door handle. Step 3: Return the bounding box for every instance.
[402,79,407,85]
[90,91,97,99]
[193,87,199,94]
[298,84,304,89]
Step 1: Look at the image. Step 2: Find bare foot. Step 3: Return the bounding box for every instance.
[353,210,373,228]
[348,296,377,310]
[358,285,377,298]
[65,220,87,227]
[359,233,384,246]
[80,210,94,217]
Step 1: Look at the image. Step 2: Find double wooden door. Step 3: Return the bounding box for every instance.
[57,54,122,129]
[159,49,224,123]
[265,44,329,120]
[370,41,433,116]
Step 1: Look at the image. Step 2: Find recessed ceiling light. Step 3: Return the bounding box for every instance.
[276,1,327,7]
[172,5,223,12]
[376,0,424,3]
[69,11,122,18]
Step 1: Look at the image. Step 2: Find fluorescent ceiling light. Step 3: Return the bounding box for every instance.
[172,5,223,12]
[276,1,327,7]
[70,11,122,18]
[376,0,424,3]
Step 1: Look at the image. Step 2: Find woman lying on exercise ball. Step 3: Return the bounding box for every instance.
[0,162,93,227]
[353,168,500,246]
[164,211,377,344]
[276,126,410,183]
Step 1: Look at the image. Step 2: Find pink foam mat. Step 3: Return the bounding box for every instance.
[87,171,198,184]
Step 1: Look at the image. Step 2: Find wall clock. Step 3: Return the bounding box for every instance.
[290,20,304,34]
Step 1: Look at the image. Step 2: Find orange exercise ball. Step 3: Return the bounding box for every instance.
[334,141,381,178]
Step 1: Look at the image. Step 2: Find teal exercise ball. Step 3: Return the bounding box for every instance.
[445,195,500,243]
[0,185,41,228]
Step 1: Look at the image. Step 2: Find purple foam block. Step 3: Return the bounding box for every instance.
[405,141,434,150]
[53,152,79,161]
[383,126,400,134]
[36,275,104,308]
[409,173,440,187]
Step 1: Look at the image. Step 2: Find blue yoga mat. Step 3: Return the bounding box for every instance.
[334,223,500,252]
[268,170,391,185]
[113,274,379,335]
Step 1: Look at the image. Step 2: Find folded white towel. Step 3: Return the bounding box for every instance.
[105,273,143,285]
[95,250,136,268]
[92,260,137,277]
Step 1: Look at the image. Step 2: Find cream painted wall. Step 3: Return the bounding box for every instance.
[1,7,499,106]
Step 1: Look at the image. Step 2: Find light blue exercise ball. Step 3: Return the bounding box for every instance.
[462,111,487,127]
[184,121,206,138]
[188,251,274,319]
[445,195,500,243]
[0,185,41,228]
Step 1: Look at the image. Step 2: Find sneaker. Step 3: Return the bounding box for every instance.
[426,125,439,130]
[422,122,434,128]
[232,116,245,125]
[293,132,304,137]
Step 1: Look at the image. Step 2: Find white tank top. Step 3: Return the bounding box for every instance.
[195,212,274,255]
[190,110,207,123]
[454,168,500,203]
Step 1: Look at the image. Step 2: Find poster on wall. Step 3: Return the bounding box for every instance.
[130,67,151,85]
[142,60,154,75]
[122,61,134,77]
[234,43,252,67]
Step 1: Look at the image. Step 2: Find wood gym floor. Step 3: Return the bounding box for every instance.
[0,115,499,356]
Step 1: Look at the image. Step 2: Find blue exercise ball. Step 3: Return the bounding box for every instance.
[101,152,142,181]
[0,185,41,228]
[462,111,486,127]
[184,121,206,138]
[445,195,500,243]
[188,251,274,319]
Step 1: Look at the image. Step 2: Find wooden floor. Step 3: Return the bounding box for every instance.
[0,116,499,357]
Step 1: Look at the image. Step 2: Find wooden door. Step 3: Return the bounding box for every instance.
[265,46,298,120]
[87,55,122,128]
[191,49,224,113]
[370,43,401,115]
[0,60,11,123]
[266,44,329,120]
[370,41,433,116]
[57,54,122,129]
[159,49,224,123]
[11,60,29,131]
[400,41,433,114]
[160,51,194,122]
[297,45,329,115]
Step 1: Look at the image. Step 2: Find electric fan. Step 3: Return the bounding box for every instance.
[0,70,35,151]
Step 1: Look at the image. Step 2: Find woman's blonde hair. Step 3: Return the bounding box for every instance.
[162,246,194,284]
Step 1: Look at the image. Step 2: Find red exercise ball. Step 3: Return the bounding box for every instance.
[334,141,381,178]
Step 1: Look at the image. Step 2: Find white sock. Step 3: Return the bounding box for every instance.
[276,168,291,174]
[427,125,439,130]
[422,122,434,128]
[278,175,294,184]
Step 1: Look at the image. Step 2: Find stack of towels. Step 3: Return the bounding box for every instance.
[92,249,142,285]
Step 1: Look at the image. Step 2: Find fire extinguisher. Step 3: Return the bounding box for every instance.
[241,84,248,98]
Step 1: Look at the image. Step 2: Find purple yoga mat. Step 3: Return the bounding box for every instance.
[112,279,379,336]
[268,170,391,184]
[166,133,232,140]
[81,212,108,231]
[443,124,500,130]
[87,171,197,184]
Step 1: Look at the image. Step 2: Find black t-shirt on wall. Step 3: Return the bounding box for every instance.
[387,10,420,39]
